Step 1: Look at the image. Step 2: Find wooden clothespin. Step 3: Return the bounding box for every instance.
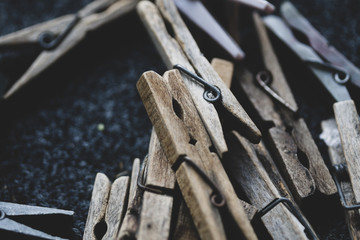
[137,130,200,240]
[83,170,130,240]
[236,12,335,201]
[280,2,360,90]
[0,0,138,99]
[263,2,351,102]
[137,68,257,239]
[213,56,315,239]
[137,0,261,158]
[321,118,360,239]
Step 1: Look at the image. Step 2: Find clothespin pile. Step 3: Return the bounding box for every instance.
[1,0,360,239]
[81,0,360,239]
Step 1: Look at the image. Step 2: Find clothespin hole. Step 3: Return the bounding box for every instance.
[172,98,184,120]
[94,219,107,240]
[211,193,225,207]
[0,209,5,220]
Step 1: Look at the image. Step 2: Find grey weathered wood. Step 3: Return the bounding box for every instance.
[321,119,360,239]
[137,1,260,158]
[268,127,316,200]
[103,176,130,239]
[156,0,260,144]
[235,13,335,199]
[334,100,360,210]
[83,173,112,240]
[137,69,258,240]
[173,199,200,240]
[4,0,138,99]
[225,131,309,239]
[291,118,336,195]
[138,131,175,240]
[117,158,143,240]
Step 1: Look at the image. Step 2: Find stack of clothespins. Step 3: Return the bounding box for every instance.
[81,0,360,239]
[1,0,360,239]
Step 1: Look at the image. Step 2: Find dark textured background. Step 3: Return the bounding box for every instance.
[0,0,359,239]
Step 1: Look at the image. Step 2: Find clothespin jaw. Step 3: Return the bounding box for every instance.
[321,119,360,239]
[137,69,258,240]
[0,201,74,240]
[0,0,139,100]
[263,9,352,102]
[83,172,130,240]
[137,0,261,157]
[280,1,360,90]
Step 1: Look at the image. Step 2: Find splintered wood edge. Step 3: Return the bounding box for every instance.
[334,100,360,203]
[83,173,112,240]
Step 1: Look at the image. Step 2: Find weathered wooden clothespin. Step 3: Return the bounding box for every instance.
[137,68,258,239]
[214,56,315,239]
[82,160,134,239]
[0,0,138,99]
[137,0,261,158]
[236,12,335,201]
[321,118,360,239]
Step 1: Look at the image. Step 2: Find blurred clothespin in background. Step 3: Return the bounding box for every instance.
[0,0,138,100]
[0,201,74,240]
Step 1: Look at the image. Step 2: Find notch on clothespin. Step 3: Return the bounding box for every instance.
[0,0,138,99]
[137,0,261,158]
[83,162,131,239]
[214,55,316,239]
[137,67,258,239]
[0,201,74,240]
[321,118,360,239]
[236,12,335,201]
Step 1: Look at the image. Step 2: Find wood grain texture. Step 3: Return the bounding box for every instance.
[253,12,298,112]
[172,199,200,240]
[225,131,308,239]
[321,119,360,239]
[83,173,112,240]
[4,0,137,99]
[211,58,258,220]
[156,0,261,144]
[334,100,360,207]
[211,58,234,89]
[117,158,143,240]
[137,0,228,156]
[291,118,336,195]
[103,176,130,239]
[138,131,175,240]
[137,69,257,240]
[268,127,315,200]
[237,67,285,128]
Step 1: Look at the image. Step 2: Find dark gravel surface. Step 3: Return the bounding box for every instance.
[0,0,359,239]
